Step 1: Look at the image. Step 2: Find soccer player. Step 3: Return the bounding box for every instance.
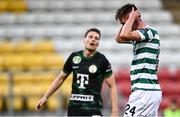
[36,28,118,116]
[115,3,162,117]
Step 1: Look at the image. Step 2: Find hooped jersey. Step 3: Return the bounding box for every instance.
[63,50,112,111]
[129,26,161,91]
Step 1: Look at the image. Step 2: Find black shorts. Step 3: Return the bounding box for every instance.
[67,108,102,116]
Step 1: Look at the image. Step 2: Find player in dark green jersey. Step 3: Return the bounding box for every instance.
[36,28,118,116]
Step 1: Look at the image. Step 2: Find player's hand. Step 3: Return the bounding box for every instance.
[35,96,47,111]
[129,7,141,20]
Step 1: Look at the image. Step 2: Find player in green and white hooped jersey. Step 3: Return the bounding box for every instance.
[36,28,118,116]
[115,3,162,117]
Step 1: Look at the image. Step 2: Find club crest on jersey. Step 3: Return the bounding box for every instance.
[89,65,97,73]
[73,56,81,64]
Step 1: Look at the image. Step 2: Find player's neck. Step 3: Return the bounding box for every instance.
[83,49,96,57]
[137,20,146,29]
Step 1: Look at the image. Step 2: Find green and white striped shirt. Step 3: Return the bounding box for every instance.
[130,26,161,91]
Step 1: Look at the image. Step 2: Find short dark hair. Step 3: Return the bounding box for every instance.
[84,28,101,39]
[115,3,138,21]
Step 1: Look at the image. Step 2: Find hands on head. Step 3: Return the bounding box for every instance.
[129,7,141,20]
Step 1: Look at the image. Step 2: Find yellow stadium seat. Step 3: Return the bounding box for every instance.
[0,96,8,112]
[0,72,9,96]
[27,96,45,112]
[13,96,23,112]
[0,57,3,71]
[33,40,55,53]
[32,71,56,83]
[13,85,23,96]
[48,95,60,112]
[0,41,14,54]
[23,54,44,70]
[0,96,2,112]
[13,72,34,84]
[14,40,34,53]
[43,54,64,70]
[0,1,8,13]
[2,54,24,71]
[8,0,27,13]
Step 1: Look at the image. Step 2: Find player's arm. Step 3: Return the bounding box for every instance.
[36,71,69,111]
[115,26,128,43]
[105,74,119,116]
[119,7,141,41]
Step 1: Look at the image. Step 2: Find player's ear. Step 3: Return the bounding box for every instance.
[83,37,87,43]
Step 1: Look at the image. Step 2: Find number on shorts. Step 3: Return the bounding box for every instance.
[125,104,136,116]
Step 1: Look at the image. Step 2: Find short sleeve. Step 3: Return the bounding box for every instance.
[101,56,113,78]
[63,53,74,74]
[137,28,153,41]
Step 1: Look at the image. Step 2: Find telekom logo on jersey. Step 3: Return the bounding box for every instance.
[77,73,89,89]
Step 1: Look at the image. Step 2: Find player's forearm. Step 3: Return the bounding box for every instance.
[110,83,119,114]
[120,17,135,40]
[43,72,67,99]
[115,26,125,43]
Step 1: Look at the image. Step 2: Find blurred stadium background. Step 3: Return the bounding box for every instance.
[0,0,180,116]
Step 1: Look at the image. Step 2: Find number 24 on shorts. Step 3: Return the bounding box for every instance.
[125,104,136,116]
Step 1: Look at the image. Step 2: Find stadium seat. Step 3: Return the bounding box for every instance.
[0,57,3,71]
[160,97,171,110]
[0,72,9,96]
[14,40,34,53]
[157,67,172,81]
[8,0,27,13]
[0,1,8,13]
[27,96,43,111]
[33,40,55,53]
[0,14,17,25]
[0,96,2,111]
[115,68,130,83]
[174,69,180,81]
[0,96,8,112]
[13,71,34,84]
[47,95,60,112]
[117,80,131,98]
[2,54,24,71]
[43,54,64,70]
[0,41,14,54]
[23,54,44,70]
[13,96,24,112]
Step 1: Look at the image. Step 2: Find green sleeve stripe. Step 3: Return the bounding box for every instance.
[104,72,112,78]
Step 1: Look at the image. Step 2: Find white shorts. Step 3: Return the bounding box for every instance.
[123,90,162,117]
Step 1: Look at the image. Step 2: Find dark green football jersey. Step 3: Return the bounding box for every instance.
[63,50,112,111]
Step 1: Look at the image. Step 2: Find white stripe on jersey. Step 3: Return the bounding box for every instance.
[132,83,161,90]
[154,34,160,39]
[133,53,157,60]
[135,43,159,51]
[131,63,157,71]
[147,29,154,39]
[131,73,157,81]
[137,30,145,40]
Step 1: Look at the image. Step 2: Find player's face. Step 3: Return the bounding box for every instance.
[84,31,100,51]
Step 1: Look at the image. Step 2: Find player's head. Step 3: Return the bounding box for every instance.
[84,28,101,51]
[115,3,138,25]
